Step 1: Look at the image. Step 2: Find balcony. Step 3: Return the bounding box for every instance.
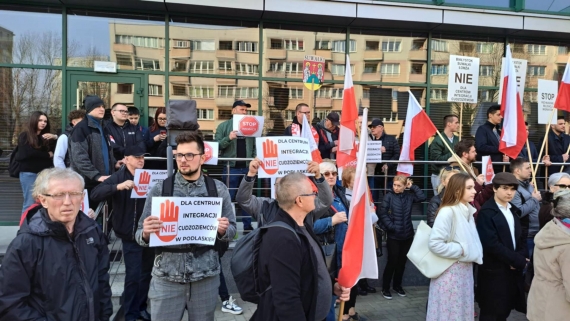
[361,73,380,82]
[266,48,286,59]
[409,73,426,83]
[332,52,344,63]
[557,54,570,64]
[113,43,135,54]
[408,50,427,61]
[236,51,259,64]
[215,97,235,107]
[216,50,236,60]
[170,48,191,58]
[315,98,333,108]
[315,49,332,60]
[363,51,383,61]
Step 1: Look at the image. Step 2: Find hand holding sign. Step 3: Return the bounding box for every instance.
[217,217,229,235]
[260,139,279,175]
[133,171,150,195]
[157,200,179,242]
[119,180,135,191]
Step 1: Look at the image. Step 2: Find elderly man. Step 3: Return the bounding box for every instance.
[0,168,112,321]
[539,172,570,229]
[252,172,349,320]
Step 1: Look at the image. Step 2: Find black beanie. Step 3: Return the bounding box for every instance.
[84,95,105,114]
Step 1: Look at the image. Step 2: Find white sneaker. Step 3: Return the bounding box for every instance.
[221,296,243,315]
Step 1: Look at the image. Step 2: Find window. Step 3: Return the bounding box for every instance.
[173,40,190,48]
[431,64,448,75]
[459,42,474,52]
[528,45,546,55]
[528,66,546,76]
[364,63,378,73]
[117,84,132,94]
[237,87,258,99]
[190,61,214,73]
[363,89,370,99]
[513,44,525,53]
[331,88,344,99]
[285,62,302,73]
[218,85,236,98]
[115,35,163,48]
[479,90,492,101]
[286,110,295,121]
[411,39,426,50]
[431,89,448,100]
[366,41,379,51]
[219,61,232,71]
[191,40,215,51]
[116,55,132,67]
[289,88,303,99]
[268,61,284,72]
[332,40,356,53]
[476,42,494,54]
[332,64,355,75]
[411,63,423,74]
[479,65,494,76]
[148,84,163,96]
[284,39,304,51]
[382,40,401,52]
[431,40,448,52]
[172,60,187,72]
[381,63,400,75]
[219,41,233,50]
[189,86,214,98]
[270,39,283,49]
[315,40,330,50]
[172,85,187,96]
[559,46,568,55]
[236,63,259,75]
[237,41,258,52]
[135,58,160,70]
[247,110,257,116]
[218,109,233,120]
[197,109,214,120]
[316,87,331,98]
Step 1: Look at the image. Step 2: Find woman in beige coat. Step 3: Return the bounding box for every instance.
[527,190,570,321]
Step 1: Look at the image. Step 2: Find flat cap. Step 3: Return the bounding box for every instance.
[492,172,519,186]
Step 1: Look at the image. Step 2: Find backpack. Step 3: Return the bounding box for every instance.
[8,145,21,178]
[161,173,230,256]
[230,221,300,304]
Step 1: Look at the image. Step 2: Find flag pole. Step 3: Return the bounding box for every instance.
[545,131,549,189]
[436,130,467,173]
[560,143,570,172]
[533,108,556,178]
[459,103,463,140]
[526,139,538,188]
[337,302,345,321]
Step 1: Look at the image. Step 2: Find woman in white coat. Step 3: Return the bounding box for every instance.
[427,172,483,321]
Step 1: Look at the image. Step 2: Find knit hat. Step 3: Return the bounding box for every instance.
[84,95,105,114]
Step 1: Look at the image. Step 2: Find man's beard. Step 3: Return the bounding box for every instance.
[179,166,200,178]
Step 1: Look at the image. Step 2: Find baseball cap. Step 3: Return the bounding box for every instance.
[124,145,149,157]
[368,118,384,128]
[326,112,340,126]
[233,100,252,108]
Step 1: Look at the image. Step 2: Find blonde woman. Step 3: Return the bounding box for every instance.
[427,167,460,228]
[427,172,482,320]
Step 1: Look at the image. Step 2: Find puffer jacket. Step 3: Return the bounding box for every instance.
[427,188,444,228]
[378,185,426,240]
[527,219,570,321]
[0,207,112,321]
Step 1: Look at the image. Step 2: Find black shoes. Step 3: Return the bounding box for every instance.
[139,310,151,321]
[393,287,406,297]
[381,289,392,300]
[364,285,376,293]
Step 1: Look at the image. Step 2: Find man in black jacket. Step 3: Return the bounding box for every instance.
[0,168,112,321]
[315,112,340,159]
[91,145,152,321]
[253,172,348,321]
[475,105,509,173]
[547,116,570,173]
[369,118,400,199]
[106,103,146,162]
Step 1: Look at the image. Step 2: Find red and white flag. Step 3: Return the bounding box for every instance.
[337,108,378,288]
[499,45,527,159]
[337,55,358,170]
[555,59,570,112]
[301,114,322,163]
[397,92,437,176]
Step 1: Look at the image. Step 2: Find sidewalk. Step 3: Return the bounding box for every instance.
[212,286,528,321]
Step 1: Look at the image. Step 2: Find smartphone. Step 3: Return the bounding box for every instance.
[160,130,166,135]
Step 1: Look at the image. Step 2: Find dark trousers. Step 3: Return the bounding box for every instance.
[342,285,359,315]
[222,167,251,228]
[122,239,154,321]
[218,256,230,301]
[382,237,413,290]
[478,312,510,321]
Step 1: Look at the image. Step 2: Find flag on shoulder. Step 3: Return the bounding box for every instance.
[555,59,570,112]
[396,92,437,176]
[337,55,358,170]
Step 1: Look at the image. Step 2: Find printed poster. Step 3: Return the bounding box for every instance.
[131,169,169,198]
[447,55,480,103]
[255,136,313,178]
[537,79,558,125]
[232,115,264,137]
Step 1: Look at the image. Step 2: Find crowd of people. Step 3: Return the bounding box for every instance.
[0,97,569,321]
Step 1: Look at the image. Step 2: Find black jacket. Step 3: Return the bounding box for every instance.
[476,199,528,315]
[475,121,502,162]
[0,207,112,321]
[547,130,570,173]
[369,132,400,175]
[315,122,339,160]
[253,209,325,321]
[90,167,145,241]
[426,188,444,228]
[105,120,145,161]
[378,185,426,240]
[15,132,55,173]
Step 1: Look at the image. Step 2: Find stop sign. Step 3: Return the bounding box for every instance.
[239,116,259,136]
[204,142,213,163]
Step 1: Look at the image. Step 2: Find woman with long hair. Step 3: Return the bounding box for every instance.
[147,107,167,156]
[427,167,460,228]
[427,172,483,320]
[16,111,57,213]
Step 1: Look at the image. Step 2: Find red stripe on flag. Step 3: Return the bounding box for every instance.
[555,81,570,112]
[337,191,367,287]
[407,111,437,160]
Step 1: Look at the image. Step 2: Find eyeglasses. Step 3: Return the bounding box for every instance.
[157,118,167,121]
[175,153,203,161]
[444,166,461,171]
[555,184,570,189]
[298,111,311,115]
[43,192,84,201]
[113,109,129,114]
[322,171,338,177]
[298,192,318,198]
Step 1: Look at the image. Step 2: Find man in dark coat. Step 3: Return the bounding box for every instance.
[0,168,112,321]
[369,118,400,200]
[253,172,349,321]
[105,103,146,162]
[475,104,509,173]
[547,116,570,173]
[476,172,529,320]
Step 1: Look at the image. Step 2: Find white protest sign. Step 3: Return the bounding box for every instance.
[131,169,168,198]
[149,197,222,247]
[481,156,495,184]
[232,115,264,137]
[498,58,527,104]
[366,141,383,163]
[537,79,558,125]
[447,55,480,103]
[80,189,89,215]
[203,141,219,165]
[255,136,312,178]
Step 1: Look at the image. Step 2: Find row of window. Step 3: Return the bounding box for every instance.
[430,64,546,76]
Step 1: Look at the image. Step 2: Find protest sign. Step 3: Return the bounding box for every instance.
[366,141,383,163]
[255,136,312,178]
[447,55,480,103]
[131,169,168,198]
[81,189,89,215]
[537,79,558,124]
[233,115,264,137]
[203,141,219,165]
[499,58,527,103]
[482,156,495,184]
[149,197,222,247]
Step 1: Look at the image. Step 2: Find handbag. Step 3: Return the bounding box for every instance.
[321,242,337,276]
[407,209,458,279]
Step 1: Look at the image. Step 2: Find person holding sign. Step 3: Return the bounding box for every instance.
[547,116,570,174]
[91,145,153,321]
[368,119,400,199]
[475,105,509,172]
[215,100,256,233]
[428,114,460,194]
[136,131,236,321]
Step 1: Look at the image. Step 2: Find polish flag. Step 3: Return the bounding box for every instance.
[337,108,378,288]
[397,92,437,176]
[499,45,527,159]
[337,55,358,170]
[555,60,570,112]
[301,114,322,162]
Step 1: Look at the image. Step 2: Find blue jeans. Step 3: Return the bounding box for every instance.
[527,237,535,258]
[20,172,37,214]
[218,256,229,301]
[122,239,154,321]
[222,167,251,228]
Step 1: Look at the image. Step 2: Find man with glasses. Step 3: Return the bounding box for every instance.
[429,114,460,194]
[547,116,570,173]
[106,103,146,162]
[136,131,236,321]
[368,118,400,201]
[0,168,112,321]
[284,103,320,144]
[91,145,152,321]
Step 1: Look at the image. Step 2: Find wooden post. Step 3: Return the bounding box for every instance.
[560,143,570,173]
[526,139,538,188]
[337,301,345,321]
[545,128,549,188]
[533,108,556,179]
[436,131,467,173]
[459,103,463,140]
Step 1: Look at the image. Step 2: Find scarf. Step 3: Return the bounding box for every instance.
[88,115,110,175]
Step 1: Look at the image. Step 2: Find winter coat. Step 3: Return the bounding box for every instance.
[476,199,528,316]
[548,130,570,173]
[147,127,166,156]
[15,132,55,173]
[511,180,539,238]
[426,188,443,228]
[475,121,502,162]
[378,185,426,240]
[90,166,145,241]
[104,120,145,161]
[429,133,459,175]
[369,132,400,175]
[527,219,570,321]
[0,207,112,321]
[284,116,320,145]
[315,121,339,160]
[518,139,538,163]
[214,117,256,168]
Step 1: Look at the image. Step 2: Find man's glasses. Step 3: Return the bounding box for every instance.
[322,171,338,177]
[157,117,167,121]
[175,153,203,161]
[555,184,570,189]
[444,166,461,171]
[298,192,318,198]
[43,192,84,201]
[113,109,129,114]
[298,111,311,115]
